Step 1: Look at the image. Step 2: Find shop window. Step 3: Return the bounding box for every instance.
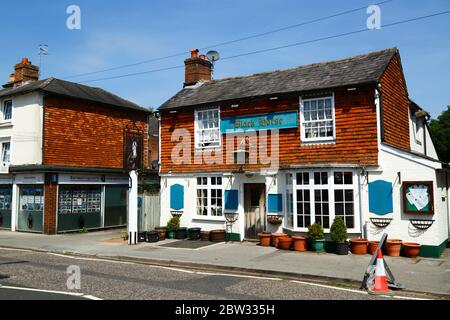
[2,100,12,121]
[196,176,223,217]
[300,96,335,142]
[292,170,357,230]
[195,107,220,149]
[286,173,294,228]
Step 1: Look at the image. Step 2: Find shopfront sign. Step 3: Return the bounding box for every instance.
[14,174,45,185]
[59,174,129,185]
[221,111,298,133]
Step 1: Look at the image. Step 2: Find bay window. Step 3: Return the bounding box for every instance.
[196,176,223,217]
[291,169,358,231]
[195,107,220,148]
[300,96,335,142]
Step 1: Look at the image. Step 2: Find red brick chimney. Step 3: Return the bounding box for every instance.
[184,49,212,87]
[13,58,39,86]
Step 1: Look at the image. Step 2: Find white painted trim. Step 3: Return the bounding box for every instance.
[380,144,442,170]
[194,106,221,150]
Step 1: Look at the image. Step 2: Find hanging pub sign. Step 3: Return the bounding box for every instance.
[402,181,434,215]
[124,131,143,170]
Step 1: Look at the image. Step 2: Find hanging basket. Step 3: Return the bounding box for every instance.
[267,215,283,226]
[170,211,183,218]
[370,218,393,228]
[410,219,435,231]
[224,212,239,223]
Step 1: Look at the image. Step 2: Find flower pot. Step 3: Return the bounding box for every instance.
[188,228,201,240]
[138,232,147,243]
[368,241,380,255]
[292,236,307,252]
[271,233,287,247]
[350,238,368,255]
[277,236,293,250]
[155,227,167,241]
[403,242,421,258]
[385,239,402,257]
[335,242,349,255]
[146,231,159,243]
[309,239,325,252]
[324,241,336,253]
[201,231,210,241]
[166,230,176,239]
[175,227,188,239]
[258,233,272,247]
[210,229,226,242]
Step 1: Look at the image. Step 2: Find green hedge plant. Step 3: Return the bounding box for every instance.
[308,223,324,240]
[167,215,180,231]
[330,217,347,243]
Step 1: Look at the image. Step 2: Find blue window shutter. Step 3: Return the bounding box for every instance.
[268,194,283,213]
[369,180,393,215]
[225,190,239,210]
[170,184,184,210]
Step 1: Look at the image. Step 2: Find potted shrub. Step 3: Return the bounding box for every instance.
[385,239,403,257]
[166,215,180,239]
[258,232,272,247]
[292,236,307,252]
[403,242,421,258]
[308,223,325,252]
[350,238,368,255]
[330,217,348,255]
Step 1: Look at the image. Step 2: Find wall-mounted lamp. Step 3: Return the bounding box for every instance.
[397,172,401,184]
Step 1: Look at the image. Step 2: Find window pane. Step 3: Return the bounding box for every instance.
[335,190,344,202]
[335,203,344,216]
[345,190,354,202]
[334,172,343,184]
[314,173,321,185]
[344,172,353,185]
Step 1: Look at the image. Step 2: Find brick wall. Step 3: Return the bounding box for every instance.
[380,54,411,151]
[43,95,149,169]
[160,84,379,174]
[43,174,57,235]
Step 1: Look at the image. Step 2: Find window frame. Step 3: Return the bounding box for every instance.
[299,94,336,143]
[194,106,221,150]
[290,169,360,233]
[1,141,11,164]
[2,99,12,122]
[195,176,224,219]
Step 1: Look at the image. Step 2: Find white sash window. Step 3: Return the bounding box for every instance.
[195,107,221,149]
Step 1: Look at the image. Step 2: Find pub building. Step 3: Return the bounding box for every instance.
[0,58,156,234]
[158,48,450,257]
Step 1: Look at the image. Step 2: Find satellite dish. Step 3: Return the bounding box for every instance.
[206,50,220,62]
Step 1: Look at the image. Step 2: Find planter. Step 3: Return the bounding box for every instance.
[368,241,380,256]
[201,231,210,241]
[292,236,307,252]
[271,233,287,247]
[258,232,272,247]
[155,227,167,241]
[385,239,402,257]
[350,238,368,255]
[309,239,325,252]
[188,228,201,240]
[335,242,349,255]
[175,227,188,239]
[166,230,176,239]
[138,232,147,243]
[210,229,226,242]
[277,236,293,250]
[146,231,159,243]
[403,242,421,258]
[324,241,336,253]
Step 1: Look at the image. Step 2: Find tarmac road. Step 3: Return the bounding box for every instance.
[0,248,426,300]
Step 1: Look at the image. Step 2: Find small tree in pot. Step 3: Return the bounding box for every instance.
[166,215,180,239]
[330,217,348,255]
[308,223,325,252]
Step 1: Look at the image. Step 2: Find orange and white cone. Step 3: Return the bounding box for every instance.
[370,249,391,294]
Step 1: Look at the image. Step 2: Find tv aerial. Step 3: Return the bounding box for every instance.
[38,44,49,77]
[206,50,220,79]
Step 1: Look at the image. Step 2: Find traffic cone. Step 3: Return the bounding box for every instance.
[371,249,391,294]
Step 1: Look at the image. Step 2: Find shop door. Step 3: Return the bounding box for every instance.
[0,186,12,230]
[17,186,44,233]
[244,183,266,240]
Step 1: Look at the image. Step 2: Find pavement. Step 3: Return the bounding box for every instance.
[0,230,449,298]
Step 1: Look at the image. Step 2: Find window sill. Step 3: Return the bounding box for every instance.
[301,139,336,146]
[192,216,226,222]
[0,121,13,128]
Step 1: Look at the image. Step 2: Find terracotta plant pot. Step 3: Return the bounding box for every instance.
[200,231,210,241]
[277,236,293,250]
[292,236,307,252]
[210,229,226,242]
[155,227,167,241]
[258,233,272,247]
[403,242,421,258]
[271,233,287,247]
[350,238,368,255]
[368,241,380,255]
[385,239,403,257]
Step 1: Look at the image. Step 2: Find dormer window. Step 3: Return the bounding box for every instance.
[195,107,221,149]
[300,96,335,143]
[2,100,12,121]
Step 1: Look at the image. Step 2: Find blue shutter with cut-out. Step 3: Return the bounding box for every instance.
[225,190,239,210]
[369,180,393,215]
[170,184,184,210]
[268,194,283,213]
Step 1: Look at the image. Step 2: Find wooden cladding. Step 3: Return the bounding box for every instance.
[160,84,379,174]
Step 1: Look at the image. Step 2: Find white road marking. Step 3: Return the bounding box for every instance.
[0,247,34,253]
[1,285,83,296]
[47,253,135,265]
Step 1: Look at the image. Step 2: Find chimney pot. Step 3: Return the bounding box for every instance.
[22,58,31,65]
[190,49,199,58]
[199,54,206,60]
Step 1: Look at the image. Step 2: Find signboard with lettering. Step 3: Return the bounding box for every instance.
[220,111,298,133]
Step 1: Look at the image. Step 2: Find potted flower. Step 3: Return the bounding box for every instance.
[330,217,348,255]
[166,215,180,239]
[307,223,325,252]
